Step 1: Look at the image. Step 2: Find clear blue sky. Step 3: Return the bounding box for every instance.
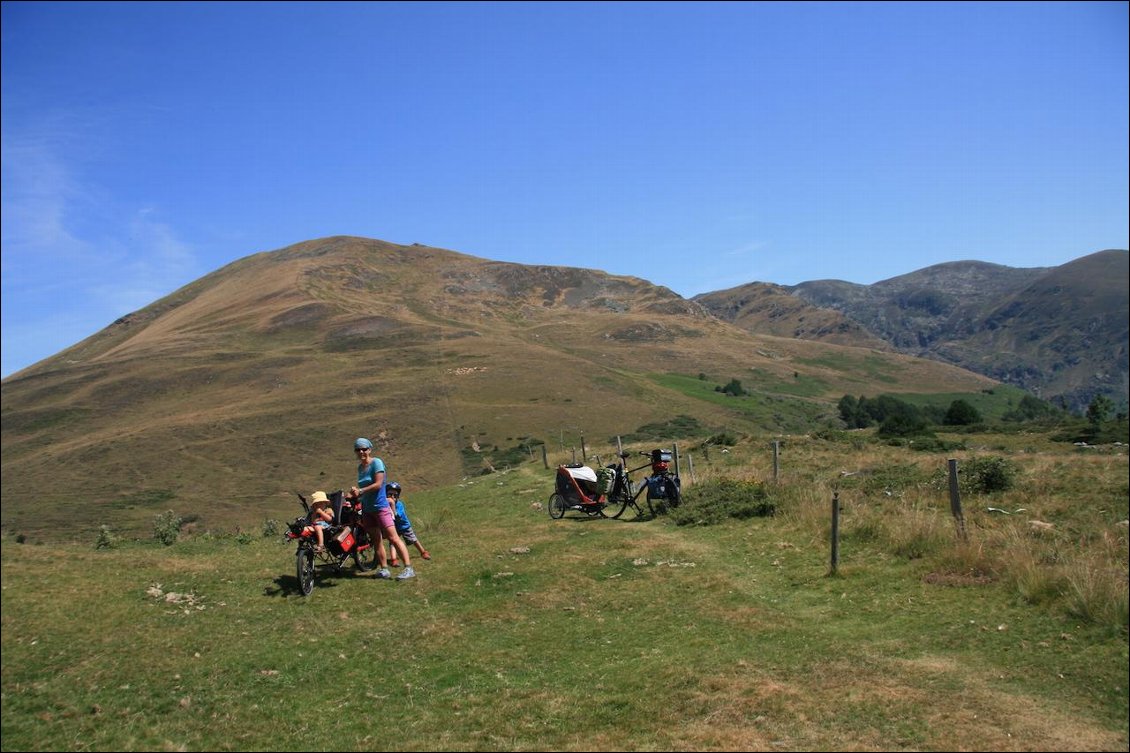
[3,2,1127,378]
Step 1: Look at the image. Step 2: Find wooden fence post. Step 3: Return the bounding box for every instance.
[773,440,780,483]
[947,458,967,541]
[830,491,840,575]
[541,445,549,469]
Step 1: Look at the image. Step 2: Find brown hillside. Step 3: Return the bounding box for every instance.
[1,236,994,541]
[694,282,889,349]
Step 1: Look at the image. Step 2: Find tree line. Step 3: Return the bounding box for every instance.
[837,391,1121,441]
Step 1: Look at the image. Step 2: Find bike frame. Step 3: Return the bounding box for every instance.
[287,492,377,595]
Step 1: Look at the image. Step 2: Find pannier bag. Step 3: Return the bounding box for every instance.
[646,474,680,500]
[334,526,355,553]
[595,467,615,496]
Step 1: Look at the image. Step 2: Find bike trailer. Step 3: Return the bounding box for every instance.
[556,464,603,505]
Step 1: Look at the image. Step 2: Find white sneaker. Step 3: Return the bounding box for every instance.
[396,566,416,580]
[375,568,391,579]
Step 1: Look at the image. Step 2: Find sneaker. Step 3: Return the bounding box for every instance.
[375,568,392,579]
[389,559,401,568]
[420,551,431,560]
[396,566,416,580]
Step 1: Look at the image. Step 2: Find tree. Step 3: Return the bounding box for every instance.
[944,399,982,426]
[878,411,931,438]
[837,394,872,428]
[1003,394,1059,422]
[1086,394,1113,427]
[718,378,747,397]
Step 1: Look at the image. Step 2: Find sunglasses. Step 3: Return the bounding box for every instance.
[355,447,370,453]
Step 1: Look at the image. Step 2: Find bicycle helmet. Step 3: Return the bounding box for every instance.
[354,437,373,450]
[385,481,401,496]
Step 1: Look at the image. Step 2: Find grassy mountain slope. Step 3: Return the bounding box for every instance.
[696,250,1128,412]
[952,251,1129,408]
[692,281,889,349]
[1,236,995,541]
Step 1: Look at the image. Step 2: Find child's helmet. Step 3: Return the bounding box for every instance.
[385,481,401,495]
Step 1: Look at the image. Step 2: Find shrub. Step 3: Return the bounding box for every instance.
[670,478,775,526]
[262,518,281,538]
[153,510,183,546]
[960,456,1017,494]
[94,525,117,550]
[716,379,748,397]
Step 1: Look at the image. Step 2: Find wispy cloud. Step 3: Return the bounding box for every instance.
[86,209,200,313]
[1,121,201,377]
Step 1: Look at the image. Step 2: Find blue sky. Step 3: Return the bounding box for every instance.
[2,1,1127,378]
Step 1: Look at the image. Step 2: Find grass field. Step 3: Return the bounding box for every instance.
[2,431,1127,751]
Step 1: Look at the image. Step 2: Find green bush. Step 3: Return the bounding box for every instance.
[153,510,183,546]
[944,399,983,426]
[670,478,775,526]
[959,456,1017,494]
[94,525,117,550]
[707,432,739,447]
[261,518,281,537]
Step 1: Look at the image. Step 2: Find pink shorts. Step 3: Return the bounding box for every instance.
[363,507,396,532]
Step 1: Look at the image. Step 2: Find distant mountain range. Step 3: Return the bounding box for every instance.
[695,250,1128,413]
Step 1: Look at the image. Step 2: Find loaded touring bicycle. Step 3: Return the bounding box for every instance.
[548,446,681,520]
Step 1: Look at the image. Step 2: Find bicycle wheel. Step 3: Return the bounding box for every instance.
[296,546,315,596]
[635,487,655,519]
[548,493,567,519]
[352,526,377,572]
[666,478,682,510]
[600,485,630,519]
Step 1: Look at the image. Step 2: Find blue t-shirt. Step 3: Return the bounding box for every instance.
[392,499,412,532]
[357,457,388,513]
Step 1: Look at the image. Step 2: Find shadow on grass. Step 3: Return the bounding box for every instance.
[263,562,370,597]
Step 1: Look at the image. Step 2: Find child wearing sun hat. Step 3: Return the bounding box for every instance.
[303,490,334,552]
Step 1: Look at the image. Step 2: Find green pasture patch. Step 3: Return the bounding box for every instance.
[647,373,829,431]
[889,385,1034,422]
[796,353,903,384]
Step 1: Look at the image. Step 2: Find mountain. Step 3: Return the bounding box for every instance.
[0,236,995,540]
[695,250,1129,412]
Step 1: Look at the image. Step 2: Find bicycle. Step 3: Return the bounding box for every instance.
[601,448,682,520]
[285,490,377,595]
